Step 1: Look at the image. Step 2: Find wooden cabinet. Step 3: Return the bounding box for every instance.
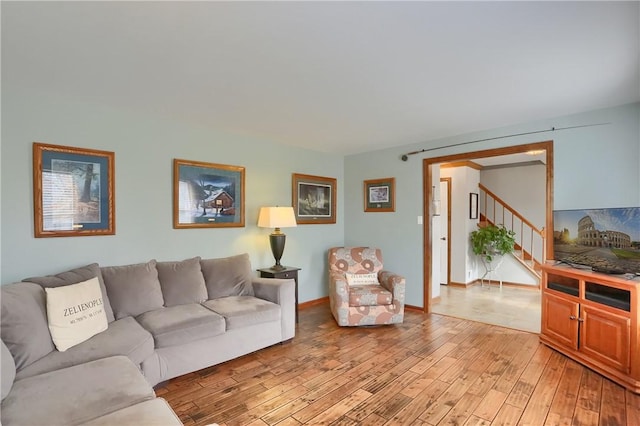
[540,264,639,393]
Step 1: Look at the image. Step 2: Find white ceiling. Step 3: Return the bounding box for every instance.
[3,1,639,155]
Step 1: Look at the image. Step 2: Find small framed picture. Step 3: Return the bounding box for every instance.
[364,178,395,212]
[173,159,245,228]
[33,142,115,238]
[292,173,336,224]
[470,192,479,219]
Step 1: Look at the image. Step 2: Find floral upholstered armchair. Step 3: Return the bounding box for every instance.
[328,247,406,326]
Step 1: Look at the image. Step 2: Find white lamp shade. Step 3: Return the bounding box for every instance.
[257,207,297,228]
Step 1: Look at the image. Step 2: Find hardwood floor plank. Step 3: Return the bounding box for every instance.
[492,334,541,395]
[305,388,372,425]
[504,344,554,409]
[491,402,523,426]
[224,385,309,426]
[576,369,603,413]
[473,389,509,422]
[464,414,492,426]
[546,359,583,423]
[572,406,599,426]
[347,370,418,421]
[418,377,482,424]
[625,390,640,425]
[517,351,567,426]
[386,379,451,424]
[153,304,637,426]
[437,392,483,426]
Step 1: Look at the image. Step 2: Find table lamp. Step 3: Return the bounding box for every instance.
[257,206,297,270]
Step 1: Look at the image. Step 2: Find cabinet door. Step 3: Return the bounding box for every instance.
[580,305,631,374]
[542,292,579,350]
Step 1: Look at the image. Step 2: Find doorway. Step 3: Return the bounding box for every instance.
[422,141,554,313]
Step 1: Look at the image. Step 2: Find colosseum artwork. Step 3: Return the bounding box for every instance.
[553,207,640,274]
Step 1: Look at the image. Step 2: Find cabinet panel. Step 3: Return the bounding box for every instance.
[580,305,631,373]
[542,292,579,350]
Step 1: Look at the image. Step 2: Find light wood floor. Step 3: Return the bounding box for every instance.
[156,304,640,426]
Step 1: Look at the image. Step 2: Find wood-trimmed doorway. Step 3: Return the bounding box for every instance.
[422,140,554,313]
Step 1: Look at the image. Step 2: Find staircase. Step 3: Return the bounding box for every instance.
[478,183,545,279]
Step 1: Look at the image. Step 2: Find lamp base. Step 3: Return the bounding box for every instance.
[269,264,287,271]
[269,233,286,271]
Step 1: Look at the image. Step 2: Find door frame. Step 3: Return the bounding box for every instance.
[422,140,554,313]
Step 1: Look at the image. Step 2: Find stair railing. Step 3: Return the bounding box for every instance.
[478,183,546,277]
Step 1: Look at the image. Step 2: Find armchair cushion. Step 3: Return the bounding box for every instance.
[348,285,392,306]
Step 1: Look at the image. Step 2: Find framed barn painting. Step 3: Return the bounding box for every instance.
[173,159,245,228]
[292,173,336,224]
[33,142,115,238]
[364,177,395,212]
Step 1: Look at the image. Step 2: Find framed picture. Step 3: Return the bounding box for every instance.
[173,159,245,228]
[33,142,115,238]
[292,173,336,224]
[364,177,395,212]
[470,192,479,219]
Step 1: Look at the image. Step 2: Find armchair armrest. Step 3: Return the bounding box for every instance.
[329,271,349,305]
[379,270,406,305]
[252,277,296,340]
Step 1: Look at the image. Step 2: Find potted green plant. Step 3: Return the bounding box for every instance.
[470,224,516,264]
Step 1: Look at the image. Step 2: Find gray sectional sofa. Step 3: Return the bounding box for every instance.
[0,253,296,425]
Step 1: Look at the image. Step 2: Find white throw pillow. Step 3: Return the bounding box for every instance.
[345,272,379,286]
[45,277,108,352]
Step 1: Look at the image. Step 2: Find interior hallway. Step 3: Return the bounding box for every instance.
[431,284,541,333]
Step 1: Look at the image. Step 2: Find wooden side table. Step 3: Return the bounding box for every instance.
[258,266,301,323]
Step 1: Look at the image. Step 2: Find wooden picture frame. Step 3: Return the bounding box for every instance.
[292,173,336,224]
[33,142,115,238]
[470,192,479,219]
[173,159,245,228]
[364,177,395,212]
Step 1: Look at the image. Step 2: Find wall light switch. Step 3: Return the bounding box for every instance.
[417,216,423,225]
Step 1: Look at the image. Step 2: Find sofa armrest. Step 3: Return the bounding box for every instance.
[252,277,296,340]
[379,270,406,305]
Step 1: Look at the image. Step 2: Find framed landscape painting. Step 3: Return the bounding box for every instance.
[33,142,115,237]
[173,159,245,228]
[292,173,336,224]
[364,177,395,212]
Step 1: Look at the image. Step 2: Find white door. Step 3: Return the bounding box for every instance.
[439,179,450,285]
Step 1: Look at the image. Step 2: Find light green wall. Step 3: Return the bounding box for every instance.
[0,87,345,303]
[2,85,638,309]
[344,102,640,307]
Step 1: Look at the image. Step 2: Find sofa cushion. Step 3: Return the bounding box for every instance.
[0,282,55,370]
[200,253,255,299]
[203,296,281,330]
[81,398,183,426]
[157,256,208,307]
[1,356,155,426]
[45,277,108,352]
[1,340,15,401]
[136,304,226,348]
[24,263,115,323]
[15,316,155,380]
[102,259,165,320]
